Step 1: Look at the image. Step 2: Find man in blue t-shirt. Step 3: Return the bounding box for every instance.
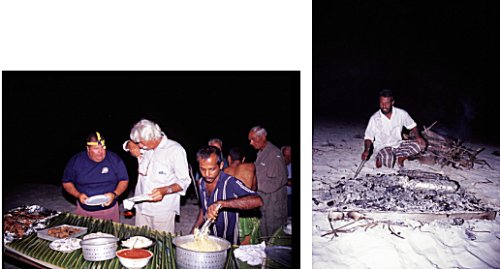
[192,145,263,245]
[62,132,129,222]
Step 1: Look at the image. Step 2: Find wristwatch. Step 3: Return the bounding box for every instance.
[166,187,173,194]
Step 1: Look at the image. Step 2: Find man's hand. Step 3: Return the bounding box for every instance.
[361,150,370,161]
[78,193,89,205]
[149,188,165,202]
[415,137,427,150]
[206,202,223,221]
[126,141,142,158]
[103,192,115,206]
[362,139,373,161]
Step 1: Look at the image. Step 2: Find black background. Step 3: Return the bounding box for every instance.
[314,1,499,145]
[3,71,301,266]
[3,71,300,190]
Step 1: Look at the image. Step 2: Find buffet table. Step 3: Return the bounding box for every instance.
[4,212,292,269]
[4,212,178,269]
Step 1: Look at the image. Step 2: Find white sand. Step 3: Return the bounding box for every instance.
[312,120,500,269]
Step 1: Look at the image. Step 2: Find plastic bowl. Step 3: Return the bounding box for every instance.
[116,248,153,269]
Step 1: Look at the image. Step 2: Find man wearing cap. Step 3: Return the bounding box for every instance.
[62,132,129,222]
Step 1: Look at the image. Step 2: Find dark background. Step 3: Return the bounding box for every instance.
[3,71,300,193]
[314,1,499,145]
[3,71,301,265]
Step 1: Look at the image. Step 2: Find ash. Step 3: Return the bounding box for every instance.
[312,170,490,213]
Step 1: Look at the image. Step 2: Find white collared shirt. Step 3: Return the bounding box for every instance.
[123,135,191,216]
[364,106,417,152]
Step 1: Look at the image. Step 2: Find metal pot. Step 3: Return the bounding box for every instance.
[80,236,118,261]
[172,235,231,269]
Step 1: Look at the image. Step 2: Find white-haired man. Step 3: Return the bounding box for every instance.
[248,126,288,237]
[123,119,191,234]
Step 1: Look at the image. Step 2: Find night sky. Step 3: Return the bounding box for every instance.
[3,71,300,192]
[314,1,499,145]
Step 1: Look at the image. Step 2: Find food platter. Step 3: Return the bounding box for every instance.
[49,238,82,253]
[37,224,88,241]
[3,205,60,243]
[85,195,110,206]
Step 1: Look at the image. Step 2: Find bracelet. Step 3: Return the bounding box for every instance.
[113,191,119,197]
[166,187,173,194]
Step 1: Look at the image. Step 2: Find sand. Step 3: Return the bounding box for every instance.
[312,119,500,269]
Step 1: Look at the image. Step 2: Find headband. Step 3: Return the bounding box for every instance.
[87,131,106,149]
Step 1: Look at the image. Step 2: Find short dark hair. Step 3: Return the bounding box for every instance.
[196,145,222,164]
[86,132,102,143]
[228,147,245,162]
[379,89,394,98]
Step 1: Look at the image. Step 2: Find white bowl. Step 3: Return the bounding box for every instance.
[116,249,153,269]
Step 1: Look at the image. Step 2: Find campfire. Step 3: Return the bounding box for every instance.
[313,170,491,213]
[313,169,496,239]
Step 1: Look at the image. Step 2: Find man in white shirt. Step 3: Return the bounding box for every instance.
[362,89,426,168]
[124,119,191,234]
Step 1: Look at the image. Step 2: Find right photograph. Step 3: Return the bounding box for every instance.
[312,2,500,269]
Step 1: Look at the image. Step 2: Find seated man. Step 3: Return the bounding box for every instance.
[361,89,426,168]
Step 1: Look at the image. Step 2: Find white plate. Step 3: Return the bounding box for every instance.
[129,194,152,202]
[85,195,110,206]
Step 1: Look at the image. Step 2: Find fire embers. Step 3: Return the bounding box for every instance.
[314,170,489,213]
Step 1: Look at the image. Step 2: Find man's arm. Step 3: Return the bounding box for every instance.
[191,208,205,233]
[150,183,183,202]
[62,182,88,204]
[206,195,263,220]
[410,127,427,149]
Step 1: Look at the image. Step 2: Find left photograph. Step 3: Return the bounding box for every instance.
[2,71,300,269]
